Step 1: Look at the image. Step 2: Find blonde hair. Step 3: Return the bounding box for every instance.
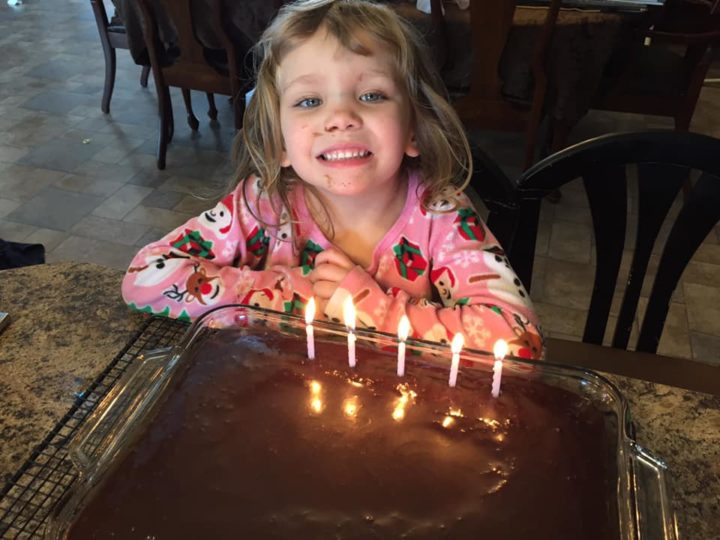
[232,0,472,233]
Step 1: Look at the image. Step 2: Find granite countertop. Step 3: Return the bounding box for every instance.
[0,262,144,485]
[1,262,718,538]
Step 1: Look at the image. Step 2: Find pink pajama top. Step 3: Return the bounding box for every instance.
[121,172,544,359]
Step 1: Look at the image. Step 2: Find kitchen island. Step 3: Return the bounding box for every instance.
[1,262,718,538]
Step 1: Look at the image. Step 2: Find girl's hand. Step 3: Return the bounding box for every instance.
[310,247,355,302]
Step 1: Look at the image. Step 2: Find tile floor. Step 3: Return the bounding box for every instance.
[1,0,718,365]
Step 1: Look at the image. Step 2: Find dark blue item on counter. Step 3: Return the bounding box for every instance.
[0,239,45,270]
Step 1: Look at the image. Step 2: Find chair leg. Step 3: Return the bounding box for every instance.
[166,90,174,143]
[140,65,150,88]
[91,0,115,114]
[182,88,200,131]
[206,93,218,120]
[157,86,172,170]
[232,93,244,131]
[101,47,116,114]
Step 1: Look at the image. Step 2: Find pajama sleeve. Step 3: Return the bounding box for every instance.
[323,201,544,360]
[121,178,312,321]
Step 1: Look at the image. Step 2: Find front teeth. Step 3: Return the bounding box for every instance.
[321,150,370,161]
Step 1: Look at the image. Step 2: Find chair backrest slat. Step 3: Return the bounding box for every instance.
[637,170,720,350]
[495,131,720,354]
[611,163,687,348]
[582,165,627,345]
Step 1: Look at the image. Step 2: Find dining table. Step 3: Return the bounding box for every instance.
[0,261,719,538]
[394,0,656,129]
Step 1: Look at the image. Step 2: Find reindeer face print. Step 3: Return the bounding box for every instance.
[199,193,234,237]
[127,252,190,287]
[185,266,223,306]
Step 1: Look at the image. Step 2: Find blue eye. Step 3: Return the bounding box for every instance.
[359,92,386,103]
[295,97,321,108]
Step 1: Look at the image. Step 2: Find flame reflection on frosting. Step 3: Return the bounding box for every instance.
[441,407,464,429]
[391,383,417,422]
[343,396,360,420]
[308,380,324,414]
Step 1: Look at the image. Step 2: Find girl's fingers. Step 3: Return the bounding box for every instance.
[315,247,354,269]
[312,280,337,300]
[310,263,349,283]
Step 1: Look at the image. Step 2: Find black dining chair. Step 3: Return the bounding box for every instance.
[90,0,150,114]
[486,130,720,353]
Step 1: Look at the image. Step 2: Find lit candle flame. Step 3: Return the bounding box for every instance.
[343,296,356,330]
[493,339,508,361]
[398,315,410,341]
[305,297,316,324]
[442,416,455,428]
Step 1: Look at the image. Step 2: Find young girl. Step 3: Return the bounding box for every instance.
[122,0,543,360]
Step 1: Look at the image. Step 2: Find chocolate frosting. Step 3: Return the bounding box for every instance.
[67,329,618,539]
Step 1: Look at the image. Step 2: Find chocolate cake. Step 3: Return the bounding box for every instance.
[65,327,619,539]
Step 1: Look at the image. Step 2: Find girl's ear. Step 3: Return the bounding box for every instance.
[405,132,420,158]
[280,146,292,167]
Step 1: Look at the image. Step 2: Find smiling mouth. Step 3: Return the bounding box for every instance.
[318,150,372,161]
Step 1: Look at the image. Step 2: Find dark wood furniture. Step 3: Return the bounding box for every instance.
[441,0,561,169]
[487,130,720,353]
[546,336,720,396]
[90,0,150,114]
[552,0,720,148]
[136,0,247,169]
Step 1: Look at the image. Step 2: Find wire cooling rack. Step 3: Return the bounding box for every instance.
[0,316,189,539]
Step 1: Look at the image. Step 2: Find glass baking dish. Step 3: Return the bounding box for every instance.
[46,304,678,539]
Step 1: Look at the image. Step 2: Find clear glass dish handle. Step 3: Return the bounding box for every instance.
[629,441,679,540]
[71,347,179,479]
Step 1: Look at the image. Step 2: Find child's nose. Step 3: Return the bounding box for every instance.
[324,103,362,132]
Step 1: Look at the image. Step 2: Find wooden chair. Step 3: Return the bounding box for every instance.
[549,0,720,147]
[487,131,720,353]
[440,0,562,169]
[136,0,248,169]
[90,0,150,113]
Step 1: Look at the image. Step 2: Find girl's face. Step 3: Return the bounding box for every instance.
[277,29,419,201]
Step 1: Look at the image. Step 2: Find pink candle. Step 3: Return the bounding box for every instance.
[343,296,356,368]
[305,297,316,360]
[396,315,411,377]
[491,339,508,398]
[448,333,464,387]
